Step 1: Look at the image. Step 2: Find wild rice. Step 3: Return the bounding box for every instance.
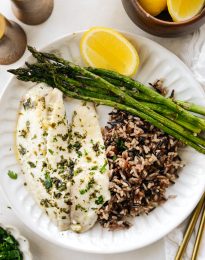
[98,110,184,230]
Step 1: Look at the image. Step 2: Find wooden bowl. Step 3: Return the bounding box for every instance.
[122,0,205,37]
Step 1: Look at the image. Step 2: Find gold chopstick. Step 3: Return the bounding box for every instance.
[191,201,205,260]
[175,193,205,260]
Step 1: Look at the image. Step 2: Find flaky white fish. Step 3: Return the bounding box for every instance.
[16,84,71,231]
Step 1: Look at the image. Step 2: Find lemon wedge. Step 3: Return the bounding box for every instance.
[80,27,140,76]
[138,0,167,16]
[0,14,6,39]
[167,0,205,22]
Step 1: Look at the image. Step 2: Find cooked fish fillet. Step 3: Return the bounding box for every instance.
[16,84,71,231]
[70,103,110,233]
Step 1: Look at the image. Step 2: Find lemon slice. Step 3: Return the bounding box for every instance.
[138,0,167,16]
[80,27,140,76]
[167,0,205,22]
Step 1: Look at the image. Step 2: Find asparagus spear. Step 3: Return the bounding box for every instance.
[141,102,200,133]
[9,48,205,153]
[12,61,200,133]
[175,100,205,116]
[87,67,205,128]
[9,62,205,149]
[10,63,199,134]
[47,82,205,155]
[97,73,205,117]
[27,46,205,124]
[26,47,205,131]
[27,46,205,119]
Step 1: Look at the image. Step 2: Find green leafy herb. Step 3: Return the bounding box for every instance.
[112,155,117,161]
[77,151,82,158]
[79,177,95,195]
[79,189,86,195]
[7,170,18,180]
[32,134,37,140]
[44,172,52,190]
[75,204,87,212]
[92,141,101,156]
[0,226,23,259]
[53,136,58,142]
[18,144,27,156]
[74,167,83,176]
[116,138,126,152]
[58,182,66,192]
[27,161,36,168]
[48,149,54,155]
[95,195,104,205]
[73,141,82,150]
[89,165,98,170]
[43,131,48,137]
[100,161,108,174]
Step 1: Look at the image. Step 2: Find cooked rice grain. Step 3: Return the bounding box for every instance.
[98,110,184,230]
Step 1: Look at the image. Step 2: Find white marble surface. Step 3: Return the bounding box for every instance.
[0,0,204,259]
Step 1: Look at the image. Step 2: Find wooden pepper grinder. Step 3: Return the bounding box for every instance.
[0,13,27,65]
[11,0,54,25]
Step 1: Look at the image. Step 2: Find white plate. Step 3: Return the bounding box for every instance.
[0,32,205,254]
[0,223,32,259]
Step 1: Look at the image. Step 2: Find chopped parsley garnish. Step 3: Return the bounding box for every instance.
[73,141,82,150]
[57,156,69,170]
[95,195,104,205]
[75,204,87,212]
[58,182,67,192]
[19,129,28,138]
[74,167,83,176]
[44,172,52,190]
[48,149,54,155]
[54,192,62,199]
[92,142,101,156]
[100,160,108,174]
[7,170,18,180]
[116,138,126,152]
[89,165,98,170]
[43,131,48,137]
[57,119,66,126]
[53,136,58,142]
[27,161,36,168]
[18,144,27,156]
[48,106,53,112]
[79,189,86,195]
[32,134,37,140]
[79,177,95,195]
[112,155,117,161]
[23,98,32,110]
[62,133,68,141]
[77,151,82,158]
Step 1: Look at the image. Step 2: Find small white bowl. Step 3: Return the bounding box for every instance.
[0,223,32,260]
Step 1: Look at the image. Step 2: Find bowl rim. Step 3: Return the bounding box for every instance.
[130,0,205,26]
